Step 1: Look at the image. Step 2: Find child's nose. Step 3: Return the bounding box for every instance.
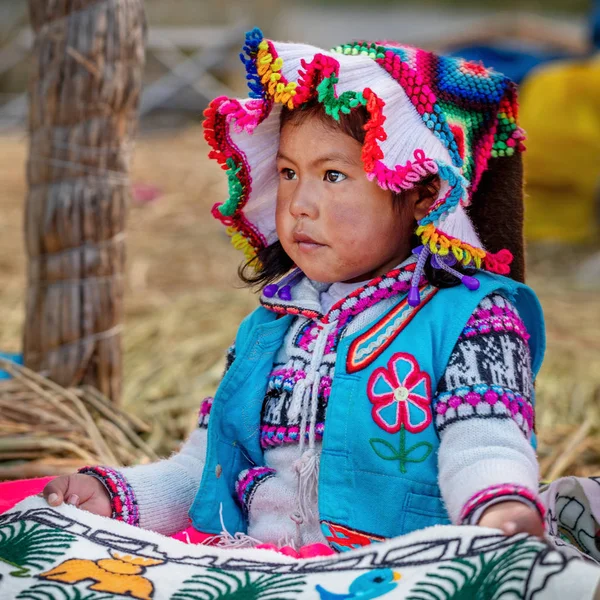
[289,184,318,219]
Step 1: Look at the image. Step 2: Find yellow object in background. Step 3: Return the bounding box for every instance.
[520,56,600,243]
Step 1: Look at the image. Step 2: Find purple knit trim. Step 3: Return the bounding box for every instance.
[460,483,546,525]
[434,384,534,437]
[261,263,423,353]
[260,422,325,448]
[461,304,529,342]
[268,368,307,390]
[318,376,332,398]
[297,322,319,352]
[78,466,140,526]
[235,466,276,512]
[198,397,213,428]
[267,369,331,398]
[323,268,422,353]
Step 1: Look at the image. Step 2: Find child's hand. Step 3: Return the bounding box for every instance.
[478,500,545,537]
[43,474,112,517]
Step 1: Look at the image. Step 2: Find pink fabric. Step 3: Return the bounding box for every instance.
[170,526,335,558]
[170,525,217,545]
[1,480,335,559]
[0,477,55,514]
[255,542,335,558]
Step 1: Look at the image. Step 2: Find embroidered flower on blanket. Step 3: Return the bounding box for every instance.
[367,352,432,433]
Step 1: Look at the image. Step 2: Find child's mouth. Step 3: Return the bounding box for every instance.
[293,232,324,250]
[298,242,323,251]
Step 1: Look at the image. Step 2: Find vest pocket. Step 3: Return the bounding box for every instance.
[401,490,451,533]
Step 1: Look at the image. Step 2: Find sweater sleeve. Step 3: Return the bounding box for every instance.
[434,293,545,525]
[79,345,235,536]
[81,426,209,535]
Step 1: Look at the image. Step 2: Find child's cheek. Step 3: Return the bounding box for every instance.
[328,207,365,264]
[327,194,362,231]
[274,194,290,235]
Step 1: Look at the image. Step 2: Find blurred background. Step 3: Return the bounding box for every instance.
[0,0,598,481]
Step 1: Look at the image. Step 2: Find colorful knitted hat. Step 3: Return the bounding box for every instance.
[204,28,526,281]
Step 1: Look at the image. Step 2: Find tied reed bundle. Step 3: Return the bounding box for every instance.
[23,0,146,402]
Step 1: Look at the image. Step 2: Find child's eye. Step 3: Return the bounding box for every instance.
[324,170,347,183]
[280,168,297,180]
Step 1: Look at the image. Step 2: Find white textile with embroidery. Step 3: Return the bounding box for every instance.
[0,496,599,600]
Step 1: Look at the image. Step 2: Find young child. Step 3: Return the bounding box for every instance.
[43,28,547,553]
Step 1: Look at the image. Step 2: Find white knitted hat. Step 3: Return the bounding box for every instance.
[204,28,525,277]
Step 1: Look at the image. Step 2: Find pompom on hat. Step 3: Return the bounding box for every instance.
[203,28,526,293]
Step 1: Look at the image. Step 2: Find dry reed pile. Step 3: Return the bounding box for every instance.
[0,358,157,478]
[0,127,598,481]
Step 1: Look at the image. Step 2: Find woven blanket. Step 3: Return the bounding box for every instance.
[1,495,599,600]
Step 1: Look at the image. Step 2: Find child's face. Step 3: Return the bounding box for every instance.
[276,115,415,284]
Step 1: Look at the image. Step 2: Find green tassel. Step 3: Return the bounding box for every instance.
[316,76,367,122]
[219,158,244,217]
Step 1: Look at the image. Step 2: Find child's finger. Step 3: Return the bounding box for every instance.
[502,515,544,538]
[77,494,113,518]
[66,494,80,507]
[42,476,70,506]
[524,516,545,538]
[502,521,518,535]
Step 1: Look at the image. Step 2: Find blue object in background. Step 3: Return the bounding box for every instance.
[593,0,600,49]
[449,1,599,84]
[447,45,570,84]
[0,352,24,379]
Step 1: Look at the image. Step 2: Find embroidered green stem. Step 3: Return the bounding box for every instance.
[370,425,433,474]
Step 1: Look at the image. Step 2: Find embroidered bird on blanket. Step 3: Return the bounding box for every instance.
[315,568,401,599]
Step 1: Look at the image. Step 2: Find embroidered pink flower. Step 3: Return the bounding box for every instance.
[367,352,432,433]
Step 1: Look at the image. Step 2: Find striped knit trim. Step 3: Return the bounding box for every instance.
[198,397,213,429]
[323,264,418,329]
[434,384,534,438]
[78,466,140,527]
[260,263,426,358]
[235,467,276,514]
[461,303,530,342]
[266,369,332,398]
[460,483,546,525]
[260,262,421,334]
[261,423,325,448]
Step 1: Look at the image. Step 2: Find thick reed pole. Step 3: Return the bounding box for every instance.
[24,0,146,402]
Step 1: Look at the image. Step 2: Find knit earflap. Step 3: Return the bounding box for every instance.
[203,28,526,287]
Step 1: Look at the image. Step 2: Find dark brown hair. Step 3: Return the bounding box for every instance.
[238,100,524,287]
[466,153,525,283]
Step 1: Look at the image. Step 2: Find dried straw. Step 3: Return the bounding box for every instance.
[0,357,157,479]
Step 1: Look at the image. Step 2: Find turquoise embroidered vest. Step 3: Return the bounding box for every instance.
[188,272,545,550]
